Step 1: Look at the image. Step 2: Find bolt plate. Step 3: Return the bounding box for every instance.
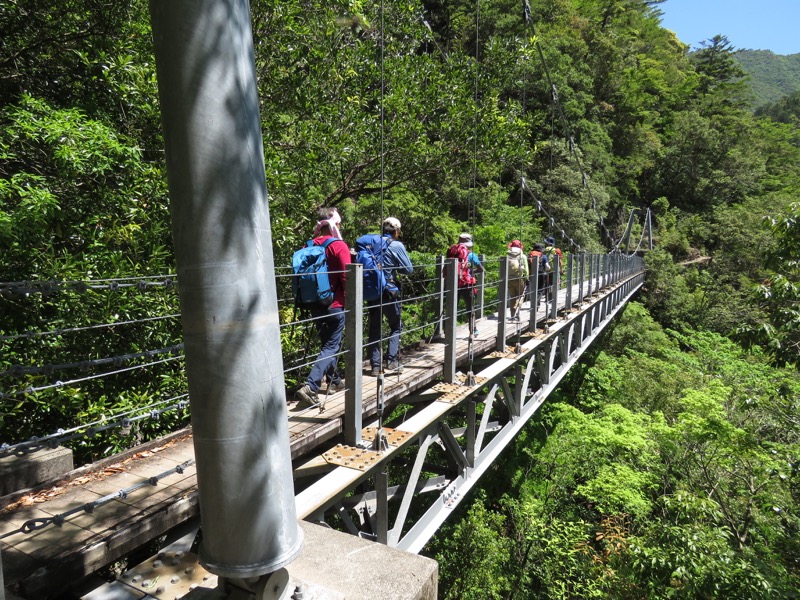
[486,346,525,359]
[431,374,487,404]
[120,550,217,598]
[322,444,382,471]
[361,427,412,447]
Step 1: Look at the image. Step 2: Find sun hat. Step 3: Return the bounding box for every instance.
[383,217,402,231]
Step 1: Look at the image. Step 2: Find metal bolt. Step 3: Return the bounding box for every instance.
[131,575,141,583]
[171,575,180,584]
[156,585,165,595]
[153,560,163,568]
[143,579,153,588]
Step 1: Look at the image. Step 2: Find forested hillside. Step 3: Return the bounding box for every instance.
[1,0,799,597]
[734,48,800,107]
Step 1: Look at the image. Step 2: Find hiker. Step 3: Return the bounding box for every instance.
[506,240,529,320]
[542,236,562,304]
[446,233,484,336]
[293,210,351,409]
[528,242,551,306]
[359,217,413,376]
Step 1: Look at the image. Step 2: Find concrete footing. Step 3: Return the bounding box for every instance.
[0,447,74,497]
[181,521,437,600]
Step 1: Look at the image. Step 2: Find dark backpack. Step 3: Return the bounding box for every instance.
[529,250,551,273]
[292,237,337,309]
[355,233,397,302]
[445,243,476,289]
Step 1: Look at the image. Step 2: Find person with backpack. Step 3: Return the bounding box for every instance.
[542,236,562,304]
[528,242,552,306]
[446,233,484,336]
[506,240,529,321]
[356,217,413,376]
[528,242,551,306]
[293,212,351,410]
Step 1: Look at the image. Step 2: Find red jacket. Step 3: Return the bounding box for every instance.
[312,235,351,309]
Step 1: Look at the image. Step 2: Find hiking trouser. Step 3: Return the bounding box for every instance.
[458,286,477,331]
[508,277,525,316]
[307,306,345,392]
[367,292,402,367]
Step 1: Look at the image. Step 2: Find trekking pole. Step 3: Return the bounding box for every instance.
[372,373,388,452]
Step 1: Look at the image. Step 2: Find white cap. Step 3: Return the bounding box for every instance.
[459,233,473,247]
[383,217,402,231]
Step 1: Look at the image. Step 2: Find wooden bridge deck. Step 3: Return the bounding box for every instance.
[0,278,631,599]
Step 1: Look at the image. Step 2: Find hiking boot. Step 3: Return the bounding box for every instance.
[386,360,404,373]
[294,385,318,409]
[473,328,479,337]
[327,380,346,393]
[369,366,381,377]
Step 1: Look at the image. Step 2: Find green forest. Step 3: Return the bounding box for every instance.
[1,0,799,597]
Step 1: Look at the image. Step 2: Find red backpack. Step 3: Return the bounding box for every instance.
[445,243,476,289]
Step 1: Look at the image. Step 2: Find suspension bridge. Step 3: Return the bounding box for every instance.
[1,251,645,599]
[0,2,655,598]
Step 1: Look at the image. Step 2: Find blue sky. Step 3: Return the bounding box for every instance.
[658,0,800,55]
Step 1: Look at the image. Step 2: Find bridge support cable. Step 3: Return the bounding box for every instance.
[149,0,302,580]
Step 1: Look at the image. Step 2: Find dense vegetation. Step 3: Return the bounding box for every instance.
[1,0,799,596]
[734,48,800,108]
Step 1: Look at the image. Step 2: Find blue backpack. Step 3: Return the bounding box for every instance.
[355,234,397,302]
[292,238,337,308]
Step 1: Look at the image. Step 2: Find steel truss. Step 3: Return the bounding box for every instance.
[295,271,645,553]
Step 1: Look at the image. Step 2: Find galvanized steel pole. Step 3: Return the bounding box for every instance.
[496,256,508,352]
[149,0,302,578]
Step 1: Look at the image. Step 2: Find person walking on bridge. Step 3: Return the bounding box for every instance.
[542,236,562,304]
[528,242,551,306]
[294,209,351,410]
[446,233,484,336]
[506,240,528,321]
[362,217,414,376]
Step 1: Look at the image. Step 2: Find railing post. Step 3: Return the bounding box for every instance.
[595,254,601,294]
[477,253,486,321]
[529,258,539,332]
[496,256,509,352]
[549,263,560,321]
[578,253,585,303]
[565,254,573,309]
[344,262,363,446]
[587,253,593,297]
[443,258,458,383]
[435,255,445,339]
